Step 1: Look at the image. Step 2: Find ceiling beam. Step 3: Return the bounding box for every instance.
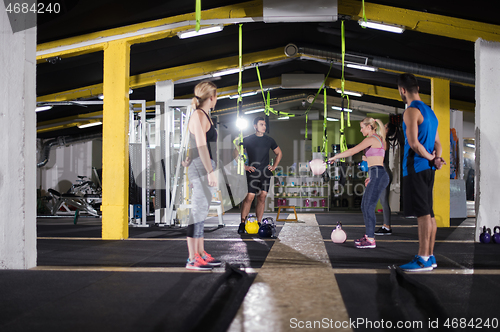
[37,48,290,102]
[339,0,500,43]
[36,1,263,62]
[37,111,103,133]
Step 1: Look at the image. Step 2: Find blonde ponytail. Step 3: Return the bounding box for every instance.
[191,81,217,111]
[374,119,386,142]
[362,117,387,145]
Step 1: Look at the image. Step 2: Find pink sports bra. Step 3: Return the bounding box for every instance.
[364,135,385,157]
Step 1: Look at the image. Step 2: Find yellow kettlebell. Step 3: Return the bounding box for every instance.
[245,214,259,234]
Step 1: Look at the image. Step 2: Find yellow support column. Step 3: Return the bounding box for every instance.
[431,78,450,228]
[102,40,131,239]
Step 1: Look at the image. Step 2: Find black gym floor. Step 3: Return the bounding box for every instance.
[1,212,499,332]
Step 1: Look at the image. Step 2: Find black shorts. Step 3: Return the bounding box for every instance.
[403,169,435,218]
[246,167,272,194]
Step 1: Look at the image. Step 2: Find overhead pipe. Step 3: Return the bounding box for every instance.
[37,133,102,168]
[285,44,475,85]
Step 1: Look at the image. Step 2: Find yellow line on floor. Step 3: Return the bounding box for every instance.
[319,224,475,228]
[38,237,475,244]
[31,265,500,276]
[30,266,258,274]
[36,237,276,242]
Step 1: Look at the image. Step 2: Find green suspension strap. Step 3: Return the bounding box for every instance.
[236,24,245,175]
[321,87,328,160]
[195,0,201,32]
[361,0,367,26]
[255,65,294,121]
[339,20,351,162]
[303,61,334,139]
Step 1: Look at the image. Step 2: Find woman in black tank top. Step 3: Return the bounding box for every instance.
[183,81,222,271]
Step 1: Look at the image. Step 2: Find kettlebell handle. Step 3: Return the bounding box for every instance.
[487,228,492,234]
[494,226,500,234]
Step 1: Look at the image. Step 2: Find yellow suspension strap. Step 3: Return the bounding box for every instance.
[303,61,333,139]
[255,65,294,121]
[236,24,245,175]
[195,0,201,32]
[361,0,367,26]
[256,65,275,133]
[321,87,328,160]
[338,20,351,162]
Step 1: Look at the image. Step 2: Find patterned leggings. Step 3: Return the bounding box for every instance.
[187,157,216,238]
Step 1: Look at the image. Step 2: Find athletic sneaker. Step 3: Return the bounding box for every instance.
[186,253,213,271]
[202,251,222,267]
[399,255,433,272]
[374,226,392,235]
[354,235,376,249]
[354,235,365,245]
[237,223,246,234]
[429,255,437,268]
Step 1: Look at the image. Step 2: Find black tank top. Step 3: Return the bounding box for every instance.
[188,109,217,162]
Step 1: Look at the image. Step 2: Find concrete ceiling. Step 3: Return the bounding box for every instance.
[35,0,500,138]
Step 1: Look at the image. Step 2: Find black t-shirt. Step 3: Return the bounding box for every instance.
[242,134,278,170]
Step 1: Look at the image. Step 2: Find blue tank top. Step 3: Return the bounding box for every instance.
[402,100,438,176]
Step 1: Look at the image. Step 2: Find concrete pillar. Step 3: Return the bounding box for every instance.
[431,78,450,228]
[0,5,37,268]
[475,38,500,240]
[101,40,131,240]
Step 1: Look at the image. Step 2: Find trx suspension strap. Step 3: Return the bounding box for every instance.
[321,87,328,160]
[195,0,201,32]
[303,61,333,139]
[338,20,351,162]
[361,0,367,26]
[255,65,295,122]
[235,24,245,175]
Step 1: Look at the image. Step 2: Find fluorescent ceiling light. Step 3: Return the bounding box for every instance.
[236,117,248,130]
[358,20,405,34]
[331,106,352,112]
[277,116,289,120]
[335,89,363,97]
[466,144,475,148]
[36,105,53,112]
[78,121,102,129]
[98,94,104,100]
[229,91,258,99]
[245,108,265,114]
[212,68,241,77]
[177,25,223,39]
[326,117,339,122]
[345,63,378,72]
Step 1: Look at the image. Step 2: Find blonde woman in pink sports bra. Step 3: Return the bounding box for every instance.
[328,118,390,249]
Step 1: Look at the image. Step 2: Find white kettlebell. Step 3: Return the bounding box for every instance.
[331,221,347,243]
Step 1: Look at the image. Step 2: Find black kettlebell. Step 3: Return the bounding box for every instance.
[492,226,500,244]
[479,226,491,244]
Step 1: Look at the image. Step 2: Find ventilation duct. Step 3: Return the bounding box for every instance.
[286,44,475,85]
[37,133,102,168]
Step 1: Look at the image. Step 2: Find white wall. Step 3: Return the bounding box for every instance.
[38,140,101,194]
[0,6,37,269]
[475,38,500,240]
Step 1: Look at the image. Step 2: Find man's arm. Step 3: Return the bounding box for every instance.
[404,107,434,161]
[432,130,446,170]
[269,146,282,171]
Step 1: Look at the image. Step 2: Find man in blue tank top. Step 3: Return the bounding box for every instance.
[398,73,446,272]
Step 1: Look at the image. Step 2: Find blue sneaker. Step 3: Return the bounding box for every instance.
[399,255,433,272]
[429,255,437,269]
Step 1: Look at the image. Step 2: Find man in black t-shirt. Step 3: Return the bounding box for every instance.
[237,116,282,234]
